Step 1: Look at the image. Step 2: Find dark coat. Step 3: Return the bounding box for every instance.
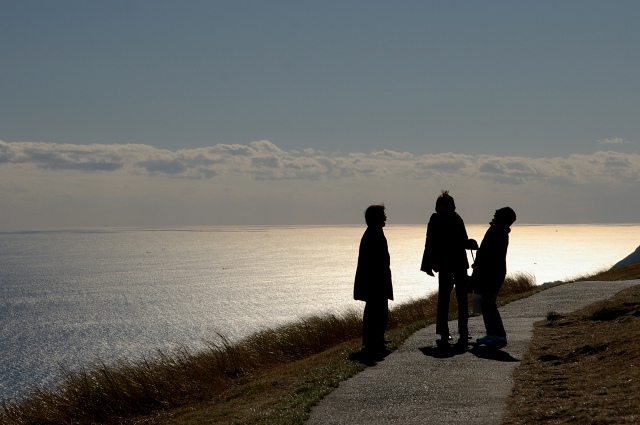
[471,223,510,294]
[420,212,470,273]
[354,226,393,301]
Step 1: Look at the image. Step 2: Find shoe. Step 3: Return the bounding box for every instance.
[455,338,469,347]
[435,338,451,348]
[490,336,507,346]
[476,335,507,346]
[476,335,491,344]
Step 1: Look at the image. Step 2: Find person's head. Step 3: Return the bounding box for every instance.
[492,207,516,227]
[435,190,455,214]
[364,204,387,227]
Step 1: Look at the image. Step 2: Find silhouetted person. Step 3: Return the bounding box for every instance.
[354,204,394,356]
[421,191,477,345]
[472,207,517,347]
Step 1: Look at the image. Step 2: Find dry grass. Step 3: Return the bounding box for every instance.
[568,260,640,282]
[504,262,640,424]
[1,274,536,425]
[1,312,365,425]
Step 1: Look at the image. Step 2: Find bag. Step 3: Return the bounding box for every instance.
[468,270,482,313]
[467,271,476,293]
[472,291,482,314]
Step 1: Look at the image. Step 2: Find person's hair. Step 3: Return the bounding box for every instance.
[364,204,386,226]
[495,207,516,226]
[435,190,455,212]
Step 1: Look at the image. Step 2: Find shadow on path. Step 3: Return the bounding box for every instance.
[348,348,392,366]
[419,343,468,358]
[468,344,520,362]
[419,343,519,362]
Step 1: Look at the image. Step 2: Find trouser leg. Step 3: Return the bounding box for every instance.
[481,292,506,337]
[363,298,388,348]
[362,301,373,347]
[436,274,454,337]
[454,276,469,337]
[378,298,389,344]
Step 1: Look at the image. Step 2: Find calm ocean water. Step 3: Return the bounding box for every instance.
[1,224,639,401]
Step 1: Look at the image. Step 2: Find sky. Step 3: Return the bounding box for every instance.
[1,1,640,229]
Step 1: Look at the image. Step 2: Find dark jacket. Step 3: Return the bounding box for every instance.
[420,212,470,273]
[471,223,511,294]
[354,226,393,301]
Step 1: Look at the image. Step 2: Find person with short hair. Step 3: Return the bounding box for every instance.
[354,204,394,356]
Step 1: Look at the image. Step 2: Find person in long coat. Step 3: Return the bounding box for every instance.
[354,204,393,354]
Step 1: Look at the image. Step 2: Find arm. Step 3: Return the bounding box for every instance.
[420,215,438,276]
[473,226,508,275]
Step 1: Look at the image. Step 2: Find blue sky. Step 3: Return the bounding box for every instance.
[1,1,640,228]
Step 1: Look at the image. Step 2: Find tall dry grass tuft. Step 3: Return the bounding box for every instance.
[388,292,439,329]
[1,339,246,424]
[240,309,363,364]
[1,272,537,425]
[500,272,538,297]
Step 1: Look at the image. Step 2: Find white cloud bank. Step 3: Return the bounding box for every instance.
[1,139,639,229]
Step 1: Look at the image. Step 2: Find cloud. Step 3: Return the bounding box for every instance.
[1,140,640,185]
[414,153,471,175]
[209,144,253,156]
[476,158,547,185]
[598,137,629,145]
[0,142,126,171]
[371,149,415,159]
[2,139,640,228]
[137,158,186,174]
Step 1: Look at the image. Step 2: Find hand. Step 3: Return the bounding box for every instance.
[422,268,435,277]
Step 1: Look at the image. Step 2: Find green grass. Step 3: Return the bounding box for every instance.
[1,273,538,425]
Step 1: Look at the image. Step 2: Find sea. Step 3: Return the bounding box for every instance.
[1,224,639,402]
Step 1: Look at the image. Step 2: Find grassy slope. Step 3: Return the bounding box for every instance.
[503,261,640,424]
[8,262,638,425]
[568,260,640,282]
